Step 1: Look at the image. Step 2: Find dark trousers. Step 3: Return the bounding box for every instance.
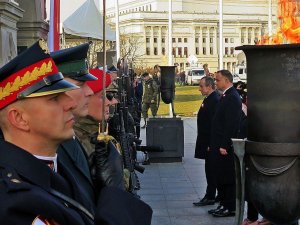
[218,182,236,211]
[205,152,217,199]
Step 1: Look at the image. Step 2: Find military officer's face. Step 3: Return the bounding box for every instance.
[17,92,77,144]
[215,72,228,91]
[88,91,110,121]
[199,79,210,96]
[65,78,93,118]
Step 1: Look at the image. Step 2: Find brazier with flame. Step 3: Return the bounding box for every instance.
[235,44,300,225]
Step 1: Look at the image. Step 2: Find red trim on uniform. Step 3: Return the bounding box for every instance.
[0,58,59,109]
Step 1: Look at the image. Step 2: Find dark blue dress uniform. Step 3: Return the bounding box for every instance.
[0,40,152,225]
[194,91,220,200]
[0,139,153,225]
[210,86,242,211]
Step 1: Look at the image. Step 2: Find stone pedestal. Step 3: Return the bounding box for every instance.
[17,0,48,52]
[0,0,23,67]
[146,118,184,162]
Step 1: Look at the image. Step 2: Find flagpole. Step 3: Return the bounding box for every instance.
[48,0,60,51]
[168,0,173,117]
[268,0,272,36]
[115,0,120,59]
[218,0,223,70]
[102,0,107,134]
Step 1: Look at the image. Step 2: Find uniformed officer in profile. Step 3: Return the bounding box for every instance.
[0,40,152,225]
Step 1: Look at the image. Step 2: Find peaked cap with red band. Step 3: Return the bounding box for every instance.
[0,39,79,109]
[86,68,112,93]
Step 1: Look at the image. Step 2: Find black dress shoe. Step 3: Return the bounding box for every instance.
[215,195,221,203]
[208,205,224,214]
[212,208,235,217]
[193,197,215,206]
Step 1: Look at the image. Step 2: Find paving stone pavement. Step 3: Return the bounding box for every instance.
[138,117,235,225]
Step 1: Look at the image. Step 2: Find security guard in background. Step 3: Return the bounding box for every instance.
[141,72,158,128]
[0,40,152,225]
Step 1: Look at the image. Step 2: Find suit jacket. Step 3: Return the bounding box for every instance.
[0,139,153,225]
[58,138,96,211]
[210,86,242,184]
[194,91,220,159]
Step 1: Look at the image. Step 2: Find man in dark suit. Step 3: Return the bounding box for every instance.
[208,70,242,217]
[0,40,152,225]
[193,76,220,206]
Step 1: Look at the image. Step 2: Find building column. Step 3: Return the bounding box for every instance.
[246,27,249,44]
[158,26,162,55]
[150,26,154,55]
[213,26,217,55]
[199,27,203,55]
[239,27,242,45]
[0,0,23,67]
[206,27,210,55]
[251,27,255,44]
[17,0,49,49]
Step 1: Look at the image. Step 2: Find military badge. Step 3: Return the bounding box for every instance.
[38,39,50,54]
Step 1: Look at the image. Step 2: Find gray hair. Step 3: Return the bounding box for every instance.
[201,76,215,89]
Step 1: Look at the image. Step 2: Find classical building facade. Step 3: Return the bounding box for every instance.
[107,0,277,72]
[0,0,47,67]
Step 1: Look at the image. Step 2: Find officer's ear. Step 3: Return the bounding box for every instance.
[6,102,30,132]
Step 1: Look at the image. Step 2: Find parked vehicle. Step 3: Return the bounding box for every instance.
[235,64,247,82]
[186,67,205,85]
[233,73,241,84]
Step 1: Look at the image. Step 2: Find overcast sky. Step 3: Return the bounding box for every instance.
[46,0,116,22]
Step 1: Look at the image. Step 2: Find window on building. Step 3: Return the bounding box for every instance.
[225,38,228,43]
[154,47,158,55]
[195,47,199,55]
[195,38,199,43]
[172,38,176,43]
[210,38,213,43]
[178,38,182,43]
[184,47,188,57]
[178,47,182,57]
[203,38,206,43]
[162,47,166,55]
[230,38,234,43]
[149,4,152,11]
[203,47,206,55]
[146,47,150,55]
[162,38,165,43]
[225,47,229,55]
[230,47,234,55]
[184,38,188,43]
[248,38,251,44]
[210,47,213,55]
[146,5,148,11]
[154,38,157,43]
[172,47,176,56]
[241,38,244,43]
[146,38,150,43]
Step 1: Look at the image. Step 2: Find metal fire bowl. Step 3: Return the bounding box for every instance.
[245,141,300,224]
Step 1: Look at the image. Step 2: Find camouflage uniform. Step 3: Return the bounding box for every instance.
[74,116,99,155]
[142,77,159,118]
